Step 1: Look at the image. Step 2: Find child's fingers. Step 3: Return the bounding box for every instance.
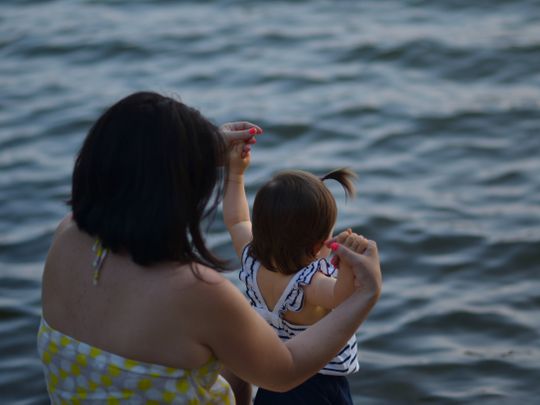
[351,238,363,252]
[229,142,246,161]
[325,231,351,257]
[332,230,351,245]
[242,144,252,154]
[346,234,368,253]
[342,233,368,253]
[240,143,252,159]
[342,234,356,250]
[327,228,353,245]
[357,235,369,253]
[231,142,244,155]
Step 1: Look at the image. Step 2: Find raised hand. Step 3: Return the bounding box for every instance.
[220,121,263,142]
[219,121,262,158]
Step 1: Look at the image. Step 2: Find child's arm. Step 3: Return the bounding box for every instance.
[304,230,369,309]
[223,142,253,258]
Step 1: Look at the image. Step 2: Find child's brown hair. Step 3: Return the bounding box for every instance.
[251,168,356,275]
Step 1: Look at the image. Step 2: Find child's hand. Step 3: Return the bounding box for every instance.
[342,232,369,254]
[229,141,251,176]
[330,229,368,268]
[328,238,382,293]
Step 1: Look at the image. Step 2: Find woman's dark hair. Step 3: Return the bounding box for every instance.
[69,91,227,268]
[251,169,356,275]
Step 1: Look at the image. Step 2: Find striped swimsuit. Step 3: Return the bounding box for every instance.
[239,245,359,376]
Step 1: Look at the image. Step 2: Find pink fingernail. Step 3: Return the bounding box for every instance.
[249,128,257,135]
[330,242,339,252]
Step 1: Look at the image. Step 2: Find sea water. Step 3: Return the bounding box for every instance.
[1,1,539,403]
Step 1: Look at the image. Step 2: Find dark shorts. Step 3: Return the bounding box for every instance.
[254,373,353,405]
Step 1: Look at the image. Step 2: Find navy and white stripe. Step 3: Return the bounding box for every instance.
[239,245,359,376]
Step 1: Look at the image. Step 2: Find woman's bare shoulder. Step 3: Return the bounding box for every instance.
[170,266,256,329]
[56,212,75,234]
[164,265,249,336]
[48,213,81,248]
[167,263,238,302]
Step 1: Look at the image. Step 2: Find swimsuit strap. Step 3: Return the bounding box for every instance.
[274,260,322,314]
[91,238,109,286]
[278,257,338,314]
[239,244,266,309]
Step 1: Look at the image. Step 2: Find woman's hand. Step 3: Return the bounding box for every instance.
[220,122,262,154]
[220,121,262,159]
[327,237,382,297]
[219,121,263,141]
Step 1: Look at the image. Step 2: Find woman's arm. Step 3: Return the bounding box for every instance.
[197,239,382,392]
[223,142,253,258]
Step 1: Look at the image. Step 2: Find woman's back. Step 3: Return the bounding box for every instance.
[41,216,216,370]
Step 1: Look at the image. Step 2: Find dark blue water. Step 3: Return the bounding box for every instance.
[1,0,539,403]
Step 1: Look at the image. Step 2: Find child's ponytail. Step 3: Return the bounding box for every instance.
[320,168,357,199]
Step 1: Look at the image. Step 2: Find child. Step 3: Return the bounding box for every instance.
[223,141,369,404]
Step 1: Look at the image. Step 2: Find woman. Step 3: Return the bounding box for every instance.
[38,91,382,404]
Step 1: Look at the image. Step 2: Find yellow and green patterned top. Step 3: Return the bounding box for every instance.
[37,318,234,404]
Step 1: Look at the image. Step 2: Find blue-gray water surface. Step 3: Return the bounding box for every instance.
[1,0,539,403]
